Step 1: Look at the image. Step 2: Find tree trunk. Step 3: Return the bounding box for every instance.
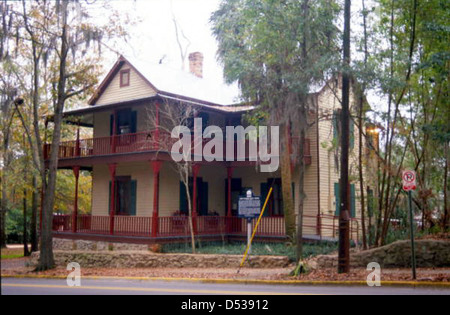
[281,123,296,241]
[23,188,30,257]
[338,0,351,274]
[358,94,367,250]
[296,115,307,262]
[444,143,449,230]
[37,0,70,270]
[31,175,39,252]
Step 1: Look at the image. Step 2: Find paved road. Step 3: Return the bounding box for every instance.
[1,277,449,296]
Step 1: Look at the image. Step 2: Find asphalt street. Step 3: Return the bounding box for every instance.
[1,277,449,296]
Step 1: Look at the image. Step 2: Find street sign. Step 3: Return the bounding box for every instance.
[402,170,417,191]
[403,170,418,279]
[238,195,261,219]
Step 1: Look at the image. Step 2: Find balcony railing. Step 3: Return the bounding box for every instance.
[52,214,361,241]
[44,130,312,165]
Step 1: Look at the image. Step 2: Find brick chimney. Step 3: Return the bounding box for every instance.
[189,52,204,78]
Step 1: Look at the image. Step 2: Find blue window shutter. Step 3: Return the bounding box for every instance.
[261,183,269,217]
[334,183,340,216]
[367,189,374,217]
[179,182,188,215]
[351,184,356,218]
[131,111,137,134]
[130,180,137,216]
[201,181,208,216]
[110,115,114,136]
[109,181,112,215]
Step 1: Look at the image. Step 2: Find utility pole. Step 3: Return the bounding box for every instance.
[338,0,352,274]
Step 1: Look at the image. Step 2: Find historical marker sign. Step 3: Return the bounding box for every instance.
[238,195,261,219]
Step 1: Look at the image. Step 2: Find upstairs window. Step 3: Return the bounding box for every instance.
[120,69,130,87]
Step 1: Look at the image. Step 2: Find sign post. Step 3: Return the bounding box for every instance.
[403,170,417,280]
[238,190,261,257]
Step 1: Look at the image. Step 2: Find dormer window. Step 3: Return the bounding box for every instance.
[120,69,130,87]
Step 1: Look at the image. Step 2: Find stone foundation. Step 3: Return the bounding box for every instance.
[30,251,290,269]
[310,240,450,269]
[52,238,151,252]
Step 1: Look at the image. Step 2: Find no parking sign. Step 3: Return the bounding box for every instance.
[402,170,417,192]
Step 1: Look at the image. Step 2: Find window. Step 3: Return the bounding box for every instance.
[109,177,137,216]
[120,69,130,87]
[110,109,137,136]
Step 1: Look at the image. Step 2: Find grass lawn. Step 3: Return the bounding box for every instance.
[1,248,25,260]
[162,241,338,261]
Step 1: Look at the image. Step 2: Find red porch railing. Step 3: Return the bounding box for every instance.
[44,130,312,165]
[52,214,361,242]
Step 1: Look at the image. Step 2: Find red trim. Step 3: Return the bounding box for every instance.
[155,102,160,150]
[151,161,163,237]
[108,164,117,235]
[72,166,81,233]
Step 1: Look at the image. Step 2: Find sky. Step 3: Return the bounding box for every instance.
[96,0,383,115]
[101,0,225,84]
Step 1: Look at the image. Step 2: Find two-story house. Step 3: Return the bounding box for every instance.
[48,53,371,244]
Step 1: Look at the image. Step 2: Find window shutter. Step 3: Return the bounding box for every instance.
[367,189,374,218]
[351,184,356,218]
[334,182,340,216]
[110,115,114,136]
[350,120,355,149]
[261,182,269,217]
[201,181,208,216]
[179,182,188,215]
[130,180,137,216]
[131,111,137,134]
[108,181,112,215]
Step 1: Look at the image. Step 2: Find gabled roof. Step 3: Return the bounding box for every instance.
[88,55,243,109]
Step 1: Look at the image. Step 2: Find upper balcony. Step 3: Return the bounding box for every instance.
[44,130,312,167]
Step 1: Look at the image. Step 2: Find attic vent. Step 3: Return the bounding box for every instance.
[189,52,204,78]
[120,69,130,87]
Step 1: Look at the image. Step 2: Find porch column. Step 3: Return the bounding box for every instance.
[151,161,163,238]
[154,101,160,150]
[192,164,201,234]
[111,110,117,154]
[108,163,117,235]
[75,123,81,157]
[72,166,80,233]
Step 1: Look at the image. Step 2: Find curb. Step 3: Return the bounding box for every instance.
[2,274,450,289]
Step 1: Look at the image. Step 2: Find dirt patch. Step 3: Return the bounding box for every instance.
[2,264,450,283]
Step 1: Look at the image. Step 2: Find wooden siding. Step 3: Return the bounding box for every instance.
[316,83,366,238]
[95,62,157,106]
